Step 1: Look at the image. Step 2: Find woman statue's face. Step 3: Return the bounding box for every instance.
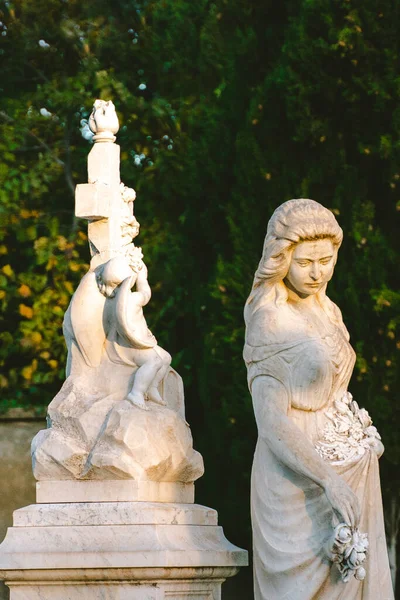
[284,238,336,298]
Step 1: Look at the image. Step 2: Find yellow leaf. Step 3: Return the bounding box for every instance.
[31,332,42,345]
[0,290,6,300]
[18,284,31,297]
[0,245,8,255]
[19,304,33,319]
[22,365,33,380]
[21,359,38,381]
[20,209,36,219]
[57,236,68,250]
[64,281,74,294]
[48,359,58,369]
[40,351,50,360]
[46,256,57,270]
[69,262,80,272]
[2,264,14,277]
[0,375,8,388]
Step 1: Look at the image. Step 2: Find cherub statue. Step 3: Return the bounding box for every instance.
[97,256,171,410]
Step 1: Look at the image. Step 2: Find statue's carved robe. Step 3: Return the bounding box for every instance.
[244,299,393,600]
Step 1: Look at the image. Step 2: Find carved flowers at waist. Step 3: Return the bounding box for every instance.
[315,392,381,464]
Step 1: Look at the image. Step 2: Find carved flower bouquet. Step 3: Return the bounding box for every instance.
[327,523,369,582]
[315,391,381,464]
[315,392,379,582]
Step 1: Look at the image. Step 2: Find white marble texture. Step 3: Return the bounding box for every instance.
[13,502,217,527]
[0,99,248,599]
[0,501,246,599]
[3,571,230,600]
[35,480,195,504]
[245,198,393,600]
[31,100,203,488]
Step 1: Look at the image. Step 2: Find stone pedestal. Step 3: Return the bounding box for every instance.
[0,496,247,599]
[0,100,248,598]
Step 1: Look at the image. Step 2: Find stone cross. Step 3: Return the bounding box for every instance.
[75,99,140,270]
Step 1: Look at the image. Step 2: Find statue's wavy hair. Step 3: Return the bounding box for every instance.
[244,199,343,327]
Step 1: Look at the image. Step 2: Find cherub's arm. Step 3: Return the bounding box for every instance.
[132,262,151,307]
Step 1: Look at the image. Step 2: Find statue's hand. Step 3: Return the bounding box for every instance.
[324,476,360,528]
[137,261,148,280]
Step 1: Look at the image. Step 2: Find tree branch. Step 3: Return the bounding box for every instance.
[0,110,65,167]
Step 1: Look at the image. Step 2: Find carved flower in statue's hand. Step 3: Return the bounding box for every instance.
[336,525,352,544]
[356,552,366,563]
[334,399,349,414]
[358,409,372,429]
[328,524,369,583]
[336,418,351,434]
[353,530,369,551]
[350,399,359,415]
[316,390,383,465]
[348,548,360,568]
[355,566,366,581]
[364,425,380,440]
[351,426,364,442]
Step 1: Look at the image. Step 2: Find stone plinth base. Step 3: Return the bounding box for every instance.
[0,502,248,599]
[0,567,235,599]
[36,479,194,503]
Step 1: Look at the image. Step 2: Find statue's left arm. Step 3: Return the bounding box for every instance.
[133,262,151,307]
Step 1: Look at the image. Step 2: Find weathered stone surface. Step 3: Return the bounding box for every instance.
[0,420,40,600]
[0,99,247,600]
[32,368,203,484]
[31,107,204,486]
[36,481,195,504]
[89,400,203,481]
[0,501,247,600]
[245,198,393,599]
[13,502,218,527]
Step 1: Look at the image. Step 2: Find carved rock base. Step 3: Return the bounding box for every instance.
[32,369,203,483]
[0,502,248,600]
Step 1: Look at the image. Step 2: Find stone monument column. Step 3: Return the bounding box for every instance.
[0,100,247,599]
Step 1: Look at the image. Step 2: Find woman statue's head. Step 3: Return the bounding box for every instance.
[245,199,343,322]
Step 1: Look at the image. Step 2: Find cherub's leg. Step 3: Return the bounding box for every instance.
[147,348,172,406]
[127,356,162,410]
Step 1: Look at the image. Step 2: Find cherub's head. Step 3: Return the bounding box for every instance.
[96,257,135,298]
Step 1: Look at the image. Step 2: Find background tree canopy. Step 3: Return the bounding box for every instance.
[0,0,399,596]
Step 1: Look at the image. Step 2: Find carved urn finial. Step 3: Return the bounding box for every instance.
[88,99,120,143]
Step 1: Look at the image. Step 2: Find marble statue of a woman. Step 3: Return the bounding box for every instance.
[244,199,393,600]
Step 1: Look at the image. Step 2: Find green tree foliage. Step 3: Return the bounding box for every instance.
[0,0,399,593]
